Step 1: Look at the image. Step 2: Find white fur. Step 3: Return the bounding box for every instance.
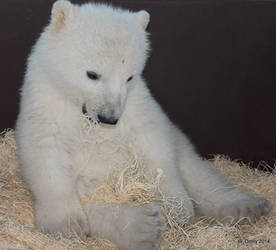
[15,1,272,249]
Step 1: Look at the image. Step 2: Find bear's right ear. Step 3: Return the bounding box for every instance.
[51,0,73,32]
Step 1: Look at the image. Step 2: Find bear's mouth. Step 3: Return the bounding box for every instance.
[82,104,88,116]
[82,104,93,122]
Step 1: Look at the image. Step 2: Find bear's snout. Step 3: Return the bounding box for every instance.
[82,104,118,125]
[97,114,118,125]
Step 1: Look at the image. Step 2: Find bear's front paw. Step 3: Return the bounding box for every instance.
[119,204,166,250]
[217,196,273,225]
[35,199,89,240]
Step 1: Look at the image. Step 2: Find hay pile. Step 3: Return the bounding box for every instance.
[0,129,275,249]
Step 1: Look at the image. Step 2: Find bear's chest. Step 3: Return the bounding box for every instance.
[70,122,145,197]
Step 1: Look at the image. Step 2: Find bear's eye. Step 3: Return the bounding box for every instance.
[127,76,133,82]
[87,71,100,80]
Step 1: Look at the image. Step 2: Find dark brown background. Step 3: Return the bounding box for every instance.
[0,0,275,168]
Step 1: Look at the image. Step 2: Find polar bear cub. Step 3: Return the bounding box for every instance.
[15,1,272,249]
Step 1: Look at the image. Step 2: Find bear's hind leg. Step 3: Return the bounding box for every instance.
[176,136,272,225]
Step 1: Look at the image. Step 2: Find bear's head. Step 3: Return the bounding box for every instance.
[35,0,150,125]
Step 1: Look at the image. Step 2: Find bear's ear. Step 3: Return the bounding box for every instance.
[135,10,150,30]
[51,0,73,32]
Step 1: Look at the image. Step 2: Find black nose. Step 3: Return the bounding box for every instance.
[97,114,118,125]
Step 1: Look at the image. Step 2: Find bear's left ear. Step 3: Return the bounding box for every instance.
[135,10,150,30]
[51,0,73,32]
